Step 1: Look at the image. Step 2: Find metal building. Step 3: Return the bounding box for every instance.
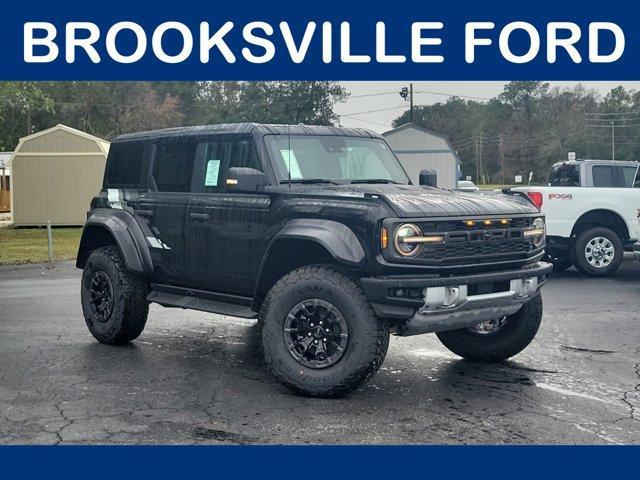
[382,123,460,189]
[10,124,110,226]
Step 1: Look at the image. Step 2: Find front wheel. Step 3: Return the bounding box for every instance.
[259,265,390,397]
[436,294,543,362]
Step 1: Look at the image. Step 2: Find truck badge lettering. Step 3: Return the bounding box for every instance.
[549,193,572,200]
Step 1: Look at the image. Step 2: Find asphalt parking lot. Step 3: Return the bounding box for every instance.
[0,258,639,444]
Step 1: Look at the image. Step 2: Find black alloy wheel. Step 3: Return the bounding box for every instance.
[88,271,114,322]
[284,299,349,369]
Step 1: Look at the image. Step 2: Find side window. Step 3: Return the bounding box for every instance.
[592,166,617,188]
[635,167,640,188]
[548,165,580,186]
[619,165,639,188]
[201,139,261,193]
[152,142,197,192]
[104,142,144,188]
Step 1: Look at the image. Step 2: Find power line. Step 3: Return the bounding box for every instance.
[338,116,393,129]
[414,90,492,101]
[345,91,399,100]
[339,105,407,117]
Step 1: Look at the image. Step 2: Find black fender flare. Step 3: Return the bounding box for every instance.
[251,219,366,310]
[269,219,366,266]
[76,208,154,275]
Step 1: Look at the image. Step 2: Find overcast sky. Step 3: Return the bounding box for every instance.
[335,81,640,133]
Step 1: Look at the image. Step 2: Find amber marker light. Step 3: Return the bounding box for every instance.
[226,178,238,185]
[465,220,475,227]
[483,220,493,226]
[500,219,509,225]
[381,227,389,249]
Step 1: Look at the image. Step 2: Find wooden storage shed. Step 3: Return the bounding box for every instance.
[10,125,109,226]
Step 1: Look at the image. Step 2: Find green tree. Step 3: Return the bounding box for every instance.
[196,81,347,125]
[0,82,54,149]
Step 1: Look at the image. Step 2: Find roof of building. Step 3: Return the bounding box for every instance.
[114,123,382,143]
[14,124,110,155]
[382,122,461,165]
[382,122,452,142]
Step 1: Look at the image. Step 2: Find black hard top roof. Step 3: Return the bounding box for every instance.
[113,123,383,143]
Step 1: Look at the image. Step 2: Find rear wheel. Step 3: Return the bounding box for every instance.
[81,246,149,345]
[573,227,623,277]
[259,265,389,397]
[436,295,543,362]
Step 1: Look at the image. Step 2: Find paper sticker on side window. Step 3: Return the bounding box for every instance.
[281,150,302,179]
[204,160,220,186]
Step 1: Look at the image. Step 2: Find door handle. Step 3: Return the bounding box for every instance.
[189,213,210,221]
[135,209,154,217]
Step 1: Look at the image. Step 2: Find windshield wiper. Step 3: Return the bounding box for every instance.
[280,178,340,185]
[350,179,403,184]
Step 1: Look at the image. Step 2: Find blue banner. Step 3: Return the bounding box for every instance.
[0,445,638,478]
[3,0,640,80]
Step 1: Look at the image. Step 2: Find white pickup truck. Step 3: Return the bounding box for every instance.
[511,159,640,276]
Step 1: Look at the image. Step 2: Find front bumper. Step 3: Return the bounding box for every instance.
[360,261,552,336]
[634,242,640,261]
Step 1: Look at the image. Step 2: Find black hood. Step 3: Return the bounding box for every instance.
[278,184,538,218]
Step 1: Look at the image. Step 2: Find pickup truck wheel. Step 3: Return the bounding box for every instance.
[81,246,149,345]
[573,227,623,277]
[259,265,390,397]
[435,294,543,362]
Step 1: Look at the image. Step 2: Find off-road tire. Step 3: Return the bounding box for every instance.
[259,265,390,397]
[81,246,149,345]
[573,227,623,277]
[436,294,543,362]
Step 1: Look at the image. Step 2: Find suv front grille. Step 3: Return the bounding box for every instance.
[419,239,534,263]
[414,217,538,266]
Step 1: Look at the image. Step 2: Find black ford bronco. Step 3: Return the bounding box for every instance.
[77,123,552,397]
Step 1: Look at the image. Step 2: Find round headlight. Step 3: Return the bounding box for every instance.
[394,223,423,257]
[531,217,546,247]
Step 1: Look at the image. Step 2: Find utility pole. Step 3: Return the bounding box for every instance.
[409,83,414,123]
[498,133,505,184]
[479,134,484,184]
[475,135,480,183]
[610,121,616,160]
[399,83,414,123]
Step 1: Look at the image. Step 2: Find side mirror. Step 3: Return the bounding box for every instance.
[419,169,437,187]
[225,167,267,193]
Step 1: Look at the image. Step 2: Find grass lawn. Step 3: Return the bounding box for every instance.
[0,227,83,265]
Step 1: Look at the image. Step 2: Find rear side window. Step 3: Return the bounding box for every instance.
[152,142,197,192]
[548,164,580,186]
[104,142,144,187]
[619,165,639,187]
[592,166,617,187]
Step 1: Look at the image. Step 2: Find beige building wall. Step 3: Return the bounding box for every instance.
[10,125,109,226]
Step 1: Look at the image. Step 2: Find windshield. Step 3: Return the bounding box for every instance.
[548,164,580,186]
[264,135,410,184]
